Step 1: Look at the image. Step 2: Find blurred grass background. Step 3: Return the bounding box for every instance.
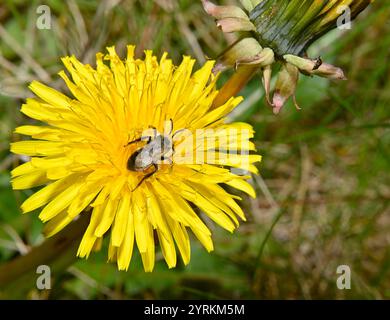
[0,0,389,299]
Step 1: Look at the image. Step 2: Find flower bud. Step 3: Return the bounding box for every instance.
[202,0,248,19]
[203,0,373,113]
[216,17,255,33]
[214,37,262,73]
[284,54,347,80]
[235,47,275,68]
[272,63,299,114]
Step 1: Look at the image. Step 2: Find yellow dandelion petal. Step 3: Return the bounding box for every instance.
[111,194,131,247]
[117,207,135,271]
[11,140,65,157]
[43,210,73,237]
[11,170,49,190]
[77,203,105,258]
[38,177,85,222]
[157,228,177,269]
[20,173,79,213]
[29,81,71,109]
[165,215,191,266]
[11,45,261,271]
[94,198,119,237]
[226,177,256,199]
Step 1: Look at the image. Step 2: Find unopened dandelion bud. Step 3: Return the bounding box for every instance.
[204,0,373,113]
[214,37,262,73]
[272,63,299,114]
[284,54,347,80]
[312,63,347,80]
[201,0,248,19]
[235,47,274,68]
[283,54,318,73]
[262,65,273,106]
[256,48,275,67]
[239,0,262,12]
[216,17,255,33]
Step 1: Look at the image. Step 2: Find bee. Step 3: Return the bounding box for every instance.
[126,119,185,190]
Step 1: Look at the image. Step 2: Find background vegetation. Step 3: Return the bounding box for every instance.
[0,0,389,299]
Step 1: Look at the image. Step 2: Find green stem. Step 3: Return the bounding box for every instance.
[212,65,258,108]
[252,208,284,285]
[0,213,90,299]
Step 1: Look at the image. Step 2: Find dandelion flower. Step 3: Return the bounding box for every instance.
[10,46,261,271]
[203,0,374,113]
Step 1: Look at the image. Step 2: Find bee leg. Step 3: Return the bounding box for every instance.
[168,118,173,135]
[132,164,158,191]
[126,133,154,147]
[125,137,142,147]
[147,125,157,139]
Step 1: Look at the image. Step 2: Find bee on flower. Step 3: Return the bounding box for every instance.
[10,46,261,272]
